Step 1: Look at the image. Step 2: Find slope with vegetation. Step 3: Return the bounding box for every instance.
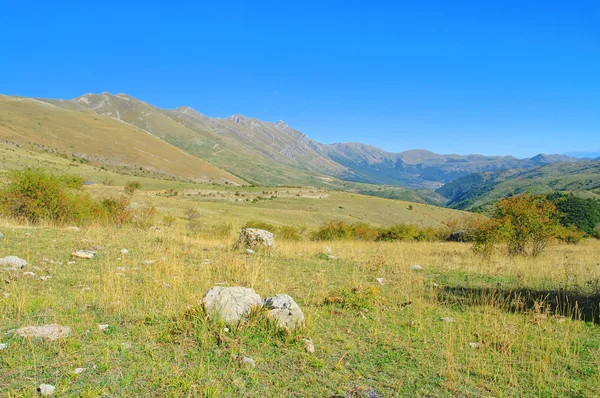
[0,95,245,185]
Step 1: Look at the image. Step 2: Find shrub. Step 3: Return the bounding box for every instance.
[0,168,98,224]
[312,221,355,241]
[185,207,201,221]
[100,195,134,225]
[124,181,142,195]
[278,225,303,240]
[243,220,276,232]
[162,213,177,227]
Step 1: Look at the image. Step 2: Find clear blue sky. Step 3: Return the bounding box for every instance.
[1,1,598,157]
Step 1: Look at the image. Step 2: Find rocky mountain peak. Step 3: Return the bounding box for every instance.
[229,114,246,124]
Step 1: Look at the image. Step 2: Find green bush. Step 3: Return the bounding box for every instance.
[243,220,277,232]
[124,181,142,195]
[0,168,98,224]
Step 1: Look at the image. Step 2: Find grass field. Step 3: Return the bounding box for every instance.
[1,216,599,396]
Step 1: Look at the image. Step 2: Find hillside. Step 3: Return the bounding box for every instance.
[44,93,350,187]
[0,95,245,185]
[437,160,600,210]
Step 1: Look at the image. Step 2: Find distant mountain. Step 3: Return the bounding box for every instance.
[0,91,584,191]
[437,160,600,210]
[563,151,600,159]
[316,143,583,189]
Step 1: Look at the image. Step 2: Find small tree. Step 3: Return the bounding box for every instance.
[473,194,561,256]
[124,181,142,195]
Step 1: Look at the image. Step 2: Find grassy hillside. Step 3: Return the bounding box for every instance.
[438,161,600,210]
[0,95,245,185]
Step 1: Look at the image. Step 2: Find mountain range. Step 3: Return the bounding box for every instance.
[0,91,579,190]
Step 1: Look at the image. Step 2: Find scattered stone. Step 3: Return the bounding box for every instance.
[66,226,81,231]
[0,256,28,269]
[23,272,36,277]
[263,294,305,329]
[234,228,275,249]
[142,260,154,265]
[161,282,172,288]
[440,317,456,323]
[0,232,4,240]
[72,251,95,259]
[37,384,55,396]
[0,343,7,350]
[246,249,255,255]
[98,324,110,332]
[322,246,333,255]
[67,261,76,265]
[120,249,129,255]
[16,324,71,340]
[201,259,211,265]
[73,368,87,374]
[411,264,424,271]
[469,342,480,349]
[376,278,384,285]
[239,356,256,368]
[2,293,10,298]
[303,338,315,353]
[202,286,262,324]
[25,232,31,237]
[326,255,338,260]
[121,342,132,349]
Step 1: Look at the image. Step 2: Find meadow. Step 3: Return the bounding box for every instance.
[1,215,599,396]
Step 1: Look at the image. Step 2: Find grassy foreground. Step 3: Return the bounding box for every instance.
[1,221,599,397]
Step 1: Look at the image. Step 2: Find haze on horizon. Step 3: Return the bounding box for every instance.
[0,1,598,158]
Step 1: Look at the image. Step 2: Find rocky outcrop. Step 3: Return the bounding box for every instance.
[263,294,305,330]
[202,286,262,324]
[234,228,274,249]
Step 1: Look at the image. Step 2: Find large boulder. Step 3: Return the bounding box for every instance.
[202,286,262,324]
[234,228,274,249]
[0,256,28,269]
[263,294,305,330]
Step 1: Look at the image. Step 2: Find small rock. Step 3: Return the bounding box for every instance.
[142,260,154,265]
[39,276,52,281]
[67,261,76,265]
[73,367,87,374]
[0,232,3,240]
[121,342,132,349]
[24,232,31,237]
[246,249,255,255]
[98,324,110,332]
[201,259,211,265]
[376,277,384,285]
[469,342,480,349]
[161,282,172,288]
[72,251,95,259]
[240,356,256,368]
[440,317,456,323]
[326,255,337,260]
[66,226,81,231]
[303,339,315,353]
[0,256,28,269]
[263,294,305,329]
[16,324,71,340]
[2,292,10,298]
[37,384,55,396]
[23,271,36,277]
[120,249,129,255]
[0,343,7,350]
[411,264,424,271]
[322,246,333,255]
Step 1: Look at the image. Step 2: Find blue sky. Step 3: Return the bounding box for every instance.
[1,1,598,157]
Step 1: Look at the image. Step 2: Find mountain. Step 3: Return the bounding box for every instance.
[437,160,600,210]
[317,143,583,189]
[3,91,585,191]
[0,95,245,185]
[563,151,600,159]
[44,93,348,187]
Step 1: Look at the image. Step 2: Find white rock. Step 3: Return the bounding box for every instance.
[303,339,315,353]
[72,251,95,259]
[73,367,87,374]
[0,343,7,350]
[23,271,36,277]
[201,259,211,265]
[246,249,255,255]
[0,256,28,269]
[66,226,81,231]
[98,324,110,332]
[202,286,262,324]
[376,278,384,285]
[39,276,52,281]
[24,232,31,237]
[234,228,275,249]
[322,246,333,255]
[37,384,55,396]
[67,261,76,265]
[0,232,3,240]
[240,356,256,368]
[440,317,456,323]
[469,342,480,349]
[142,260,154,265]
[16,324,71,340]
[411,264,424,271]
[326,255,337,260]
[263,294,305,329]
[120,249,129,255]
